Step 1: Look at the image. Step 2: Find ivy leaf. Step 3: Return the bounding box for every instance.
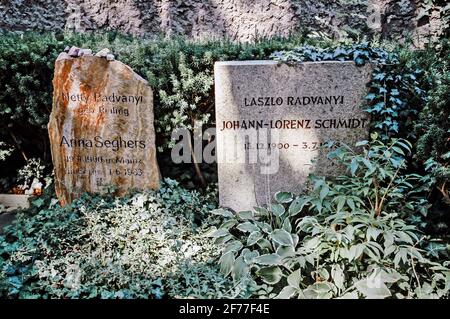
[372,102,385,112]
[365,93,377,101]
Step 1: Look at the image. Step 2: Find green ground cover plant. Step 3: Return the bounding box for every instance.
[214,137,449,299]
[0,179,248,299]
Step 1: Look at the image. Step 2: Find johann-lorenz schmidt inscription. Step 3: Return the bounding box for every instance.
[214,60,372,211]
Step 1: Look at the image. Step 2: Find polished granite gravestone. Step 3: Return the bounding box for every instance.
[48,53,160,206]
[215,60,372,211]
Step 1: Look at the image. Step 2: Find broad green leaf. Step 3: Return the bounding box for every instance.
[367,226,382,241]
[355,140,368,147]
[247,231,263,246]
[319,184,330,200]
[270,229,294,246]
[287,269,302,288]
[220,219,238,230]
[289,197,309,216]
[350,158,359,175]
[257,238,272,250]
[211,208,234,218]
[337,291,359,299]
[243,250,260,264]
[304,237,320,250]
[219,251,235,276]
[384,245,396,257]
[276,245,295,258]
[275,191,294,203]
[331,265,345,290]
[275,286,297,299]
[347,198,356,211]
[237,210,254,220]
[210,228,229,238]
[271,203,285,217]
[256,221,273,233]
[354,278,391,299]
[215,234,233,245]
[395,231,414,245]
[336,196,346,211]
[282,217,292,233]
[232,256,248,282]
[253,253,282,266]
[254,206,269,216]
[223,240,243,254]
[236,222,259,233]
[256,266,283,285]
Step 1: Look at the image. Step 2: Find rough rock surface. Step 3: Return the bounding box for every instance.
[1,1,447,43]
[48,53,160,206]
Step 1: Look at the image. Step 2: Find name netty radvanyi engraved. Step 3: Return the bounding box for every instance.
[61,92,144,105]
[220,117,368,130]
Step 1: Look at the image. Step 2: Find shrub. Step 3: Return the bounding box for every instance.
[0,179,247,299]
[271,41,449,242]
[413,41,450,233]
[213,137,450,299]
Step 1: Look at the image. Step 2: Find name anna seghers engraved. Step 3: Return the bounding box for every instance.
[244,95,344,107]
[60,135,146,151]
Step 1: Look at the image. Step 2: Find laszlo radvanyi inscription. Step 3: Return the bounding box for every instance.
[48,51,160,206]
[215,60,372,211]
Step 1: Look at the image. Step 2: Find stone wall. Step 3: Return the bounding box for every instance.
[0,0,448,44]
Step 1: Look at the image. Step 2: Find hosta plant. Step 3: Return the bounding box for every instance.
[212,137,450,299]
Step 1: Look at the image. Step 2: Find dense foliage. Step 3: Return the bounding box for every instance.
[214,138,449,299]
[271,41,449,237]
[0,179,248,299]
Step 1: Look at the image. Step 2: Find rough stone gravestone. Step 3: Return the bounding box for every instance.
[48,53,160,206]
[215,60,372,211]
